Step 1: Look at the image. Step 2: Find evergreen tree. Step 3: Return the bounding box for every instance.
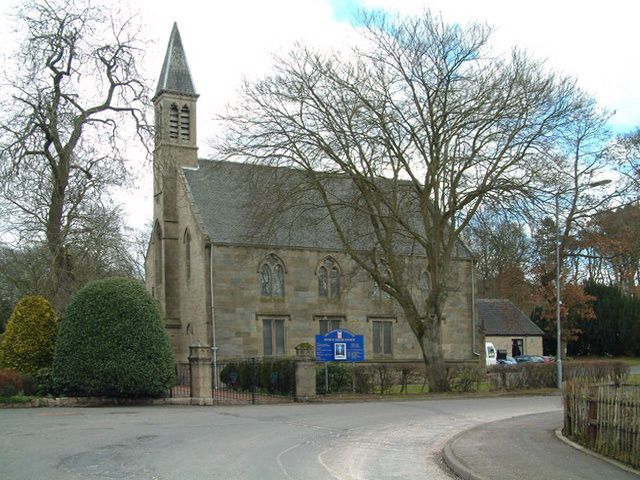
[53,277,175,397]
[0,296,58,375]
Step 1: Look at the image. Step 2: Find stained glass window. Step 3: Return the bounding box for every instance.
[318,257,340,298]
[420,271,430,297]
[371,265,391,300]
[318,266,328,297]
[260,263,271,296]
[259,254,284,297]
[273,263,284,297]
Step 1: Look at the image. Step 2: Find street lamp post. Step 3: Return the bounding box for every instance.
[554,179,611,389]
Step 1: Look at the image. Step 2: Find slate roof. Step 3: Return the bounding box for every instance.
[182,159,474,258]
[183,159,345,249]
[155,23,197,97]
[478,299,544,336]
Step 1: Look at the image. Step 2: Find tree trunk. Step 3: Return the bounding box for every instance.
[46,158,72,312]
[51,245,74,312]
[417,319,448,392]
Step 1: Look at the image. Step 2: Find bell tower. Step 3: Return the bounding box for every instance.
[153,22,198,166]
[151,22,198,331]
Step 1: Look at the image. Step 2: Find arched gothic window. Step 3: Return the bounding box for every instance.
[169,104,179,139]
[183,228,191,282]
[371,264,391,300]
[259,254,285,297]
[154,222,163,286]
[419,271,431,297]
[180,105,190,140]
[318,257,340,299]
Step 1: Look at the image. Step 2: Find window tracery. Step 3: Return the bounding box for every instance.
[420,271,431,297]
[259,254,285,297]
[318,257,340,298]
[371,264,392,300]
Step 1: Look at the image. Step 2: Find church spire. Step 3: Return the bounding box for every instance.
[155,22,196,98]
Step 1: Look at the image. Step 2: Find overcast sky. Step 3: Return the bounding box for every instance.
[1,0,638,230]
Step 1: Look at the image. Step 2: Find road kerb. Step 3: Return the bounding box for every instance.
[442,427,492,480]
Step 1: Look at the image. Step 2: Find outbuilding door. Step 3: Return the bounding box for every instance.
[511,338,524,357]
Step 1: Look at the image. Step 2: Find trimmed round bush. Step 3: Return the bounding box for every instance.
[0,296,58,375]
[52,277,175,398]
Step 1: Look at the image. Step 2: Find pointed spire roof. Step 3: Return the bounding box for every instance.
[155,23,197,97]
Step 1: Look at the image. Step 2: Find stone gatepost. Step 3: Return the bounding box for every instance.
[295,343,316,401]
[189,344,213,405]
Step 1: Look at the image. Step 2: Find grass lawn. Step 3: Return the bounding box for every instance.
[627,374,640,384]
[566,356,640,366]
[613,357,640,366]
[386,381,493,395]
[0,395,32,404]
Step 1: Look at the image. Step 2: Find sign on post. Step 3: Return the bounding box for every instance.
[315,329,365,362]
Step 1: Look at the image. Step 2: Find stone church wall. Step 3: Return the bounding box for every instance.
[209,244,478,363]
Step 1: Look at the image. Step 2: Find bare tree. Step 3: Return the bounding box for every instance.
[466,212,534,311]
[520,95,626,358]
[528,97,619,267]
[580,204,640,292]
[0,0,150,310]
[607,127,640,193]
[219,11,583,389]
[0,213,145,328]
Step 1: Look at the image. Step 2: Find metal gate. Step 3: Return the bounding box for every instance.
[213,357,295,404]
[170,358,296,404]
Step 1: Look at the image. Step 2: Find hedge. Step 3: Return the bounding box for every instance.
[52,277,175,398]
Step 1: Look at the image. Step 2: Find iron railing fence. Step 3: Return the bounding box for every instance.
[168,358,296,404]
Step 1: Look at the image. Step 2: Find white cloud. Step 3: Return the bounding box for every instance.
[359,0,640,129]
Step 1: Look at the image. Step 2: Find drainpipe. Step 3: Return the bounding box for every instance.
[209,244,219,389]
[471,258,480,356]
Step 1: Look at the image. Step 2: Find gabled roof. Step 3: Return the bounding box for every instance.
[478,299,544,336]
[182,159,473,259]
[155,23,197,98]
[183,159,343,249]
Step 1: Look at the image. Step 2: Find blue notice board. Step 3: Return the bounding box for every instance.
[315,329,365,362]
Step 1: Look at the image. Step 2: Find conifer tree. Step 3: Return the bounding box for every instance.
[0,296,58,375]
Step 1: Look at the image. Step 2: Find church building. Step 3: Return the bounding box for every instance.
[145,24,482,366]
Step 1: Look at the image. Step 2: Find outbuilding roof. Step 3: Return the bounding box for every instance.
[478,299,544,336]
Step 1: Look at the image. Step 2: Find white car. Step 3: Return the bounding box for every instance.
[485,342,497,366]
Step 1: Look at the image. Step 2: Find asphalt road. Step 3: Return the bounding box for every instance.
[0,396,561,480]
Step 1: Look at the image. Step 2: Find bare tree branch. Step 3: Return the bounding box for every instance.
[0,0,151,310]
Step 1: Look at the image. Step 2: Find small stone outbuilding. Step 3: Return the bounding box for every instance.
[478,299,544,358]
